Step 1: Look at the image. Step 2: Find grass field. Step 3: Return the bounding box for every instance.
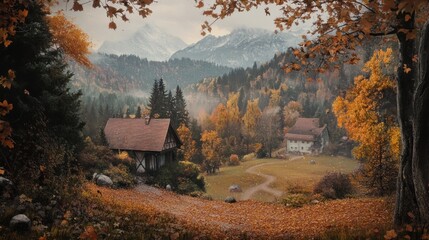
[205,155,359,202]
[259,155,359,193]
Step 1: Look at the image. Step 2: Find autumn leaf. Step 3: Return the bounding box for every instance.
[0,168,5,175]
[384,229,397,240]
[109,21,117,30]
[80,226,97,240]
[72,1,84,11]
[403,64,412,74]
[196,1,204,8]
[92,0,101,8]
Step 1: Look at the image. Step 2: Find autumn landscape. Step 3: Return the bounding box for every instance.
[1,0,429,239]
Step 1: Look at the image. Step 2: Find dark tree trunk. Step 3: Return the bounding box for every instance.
[411,19,429,223]
[395,17,429,225]
[394,12,418,225]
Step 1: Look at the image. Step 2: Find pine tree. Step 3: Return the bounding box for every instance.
[135,106,142,118]
[0,3,83,184]
[158,78,168,117]
[148,79,159,118]
[166,90,177,126]
[175,85,189,126]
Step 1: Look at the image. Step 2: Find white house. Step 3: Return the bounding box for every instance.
[285,118,329,154]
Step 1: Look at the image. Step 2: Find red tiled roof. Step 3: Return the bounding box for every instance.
[104,118,173,152]
[284,133,315,141]
[285,118,326,141]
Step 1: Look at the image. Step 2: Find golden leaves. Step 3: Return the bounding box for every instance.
[0,69,15,89]
[47,13,93,67]
[0,100,13,116]
[177,124,197,162]
[403,64,412,74]
[384,229,397,239]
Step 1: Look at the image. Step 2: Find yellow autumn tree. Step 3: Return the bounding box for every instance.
[283,101,302,130]
[333,48,400,196]
[177,123,197,162]
[210,103,228,137]
[242,98,261,151]
[226,92,240,127]
[201,130,222,174]
[47,12,92,67]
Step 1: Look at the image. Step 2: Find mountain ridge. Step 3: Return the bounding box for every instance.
[171,27,301,68]
[98,24,188,61]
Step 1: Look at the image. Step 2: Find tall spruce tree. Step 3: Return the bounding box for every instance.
[135,106,142,118]
[157,78,167,117]
[166,90,177,127]
[0,3,83,186]
[148,79,159,118]
[175,85,189,126]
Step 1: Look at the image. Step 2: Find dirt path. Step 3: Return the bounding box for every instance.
[241,156,304,200]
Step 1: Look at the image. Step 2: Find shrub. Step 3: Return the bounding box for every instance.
[313,172,353,199]
[242,153,255,161]
[281,194,309,208]
[255,144,267,158]
[287,182,308,194]
[228,154,240,166]
[103,164,136,188]
[153,161,205,194]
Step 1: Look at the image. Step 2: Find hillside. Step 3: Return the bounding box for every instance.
[171,28,301,68]
[69,53,232,94]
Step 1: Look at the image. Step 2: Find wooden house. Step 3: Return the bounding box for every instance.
[284,118,329,154]
[104,118,181,172]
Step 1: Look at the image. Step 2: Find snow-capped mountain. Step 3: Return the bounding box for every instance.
[97,24,188,61]
[170,28,301,68]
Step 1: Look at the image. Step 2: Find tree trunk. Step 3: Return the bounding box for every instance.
[394,13,418,225]
[395,17,429,225]
[411,19,429,223]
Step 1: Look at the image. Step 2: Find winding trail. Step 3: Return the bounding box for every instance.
[241,155,304,200]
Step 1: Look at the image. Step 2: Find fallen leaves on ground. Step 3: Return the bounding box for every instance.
[86,183,393,239]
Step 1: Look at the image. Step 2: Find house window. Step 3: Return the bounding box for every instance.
[301,147,304,150]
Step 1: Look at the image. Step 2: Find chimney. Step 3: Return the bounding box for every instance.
[144,115,150,125]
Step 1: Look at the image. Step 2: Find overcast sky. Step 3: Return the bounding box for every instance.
[56,0,310,50]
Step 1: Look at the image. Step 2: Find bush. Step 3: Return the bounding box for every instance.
[242,153,255,161]
[255,144,267,158]
[281,194,309,208]
[287,183,308,194]
[313,172,353,199]
[103,164,136,188]
[153,161,205,194]
[228,154,240,166]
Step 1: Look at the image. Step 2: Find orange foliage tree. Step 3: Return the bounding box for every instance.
[201,130,222,174]
[242,98,261,152]
[177,123,197,162]
[47,12,92,67]
[333,49,400,196]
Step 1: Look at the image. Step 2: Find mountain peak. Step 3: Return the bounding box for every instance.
[98,24,187,61]
[170,27,300,68]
